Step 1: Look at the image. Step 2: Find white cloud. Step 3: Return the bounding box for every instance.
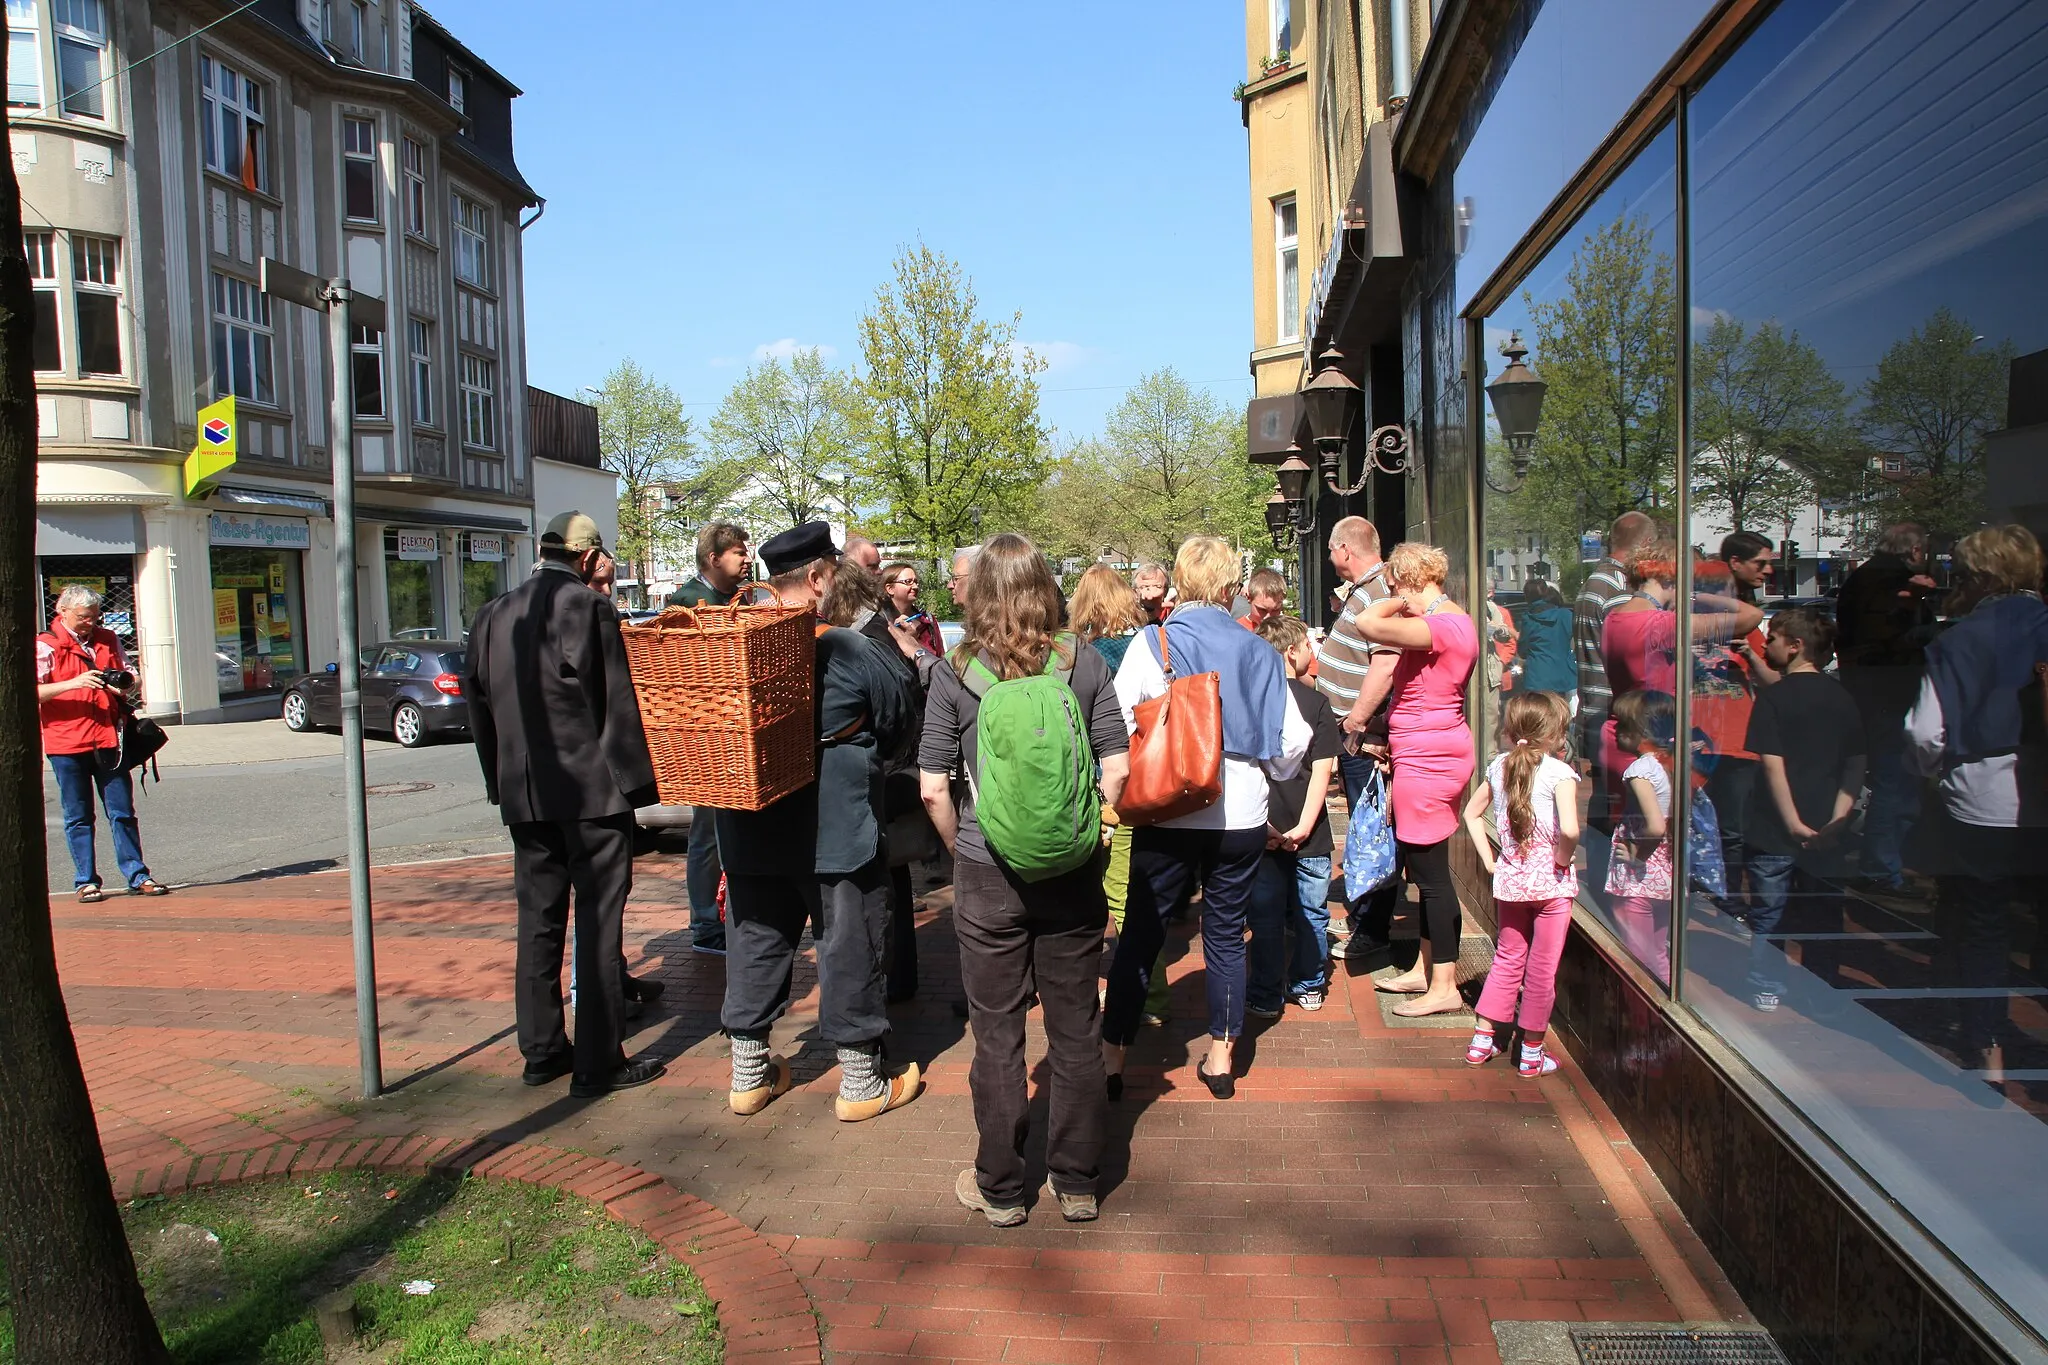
[1021,340,1093,374]
[752,338,838,362]
[1691,305,1736,328]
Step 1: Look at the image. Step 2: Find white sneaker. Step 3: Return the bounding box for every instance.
[1290,990,1326,1012]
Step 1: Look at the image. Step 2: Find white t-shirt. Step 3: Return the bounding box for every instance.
[1486,751,1579,902]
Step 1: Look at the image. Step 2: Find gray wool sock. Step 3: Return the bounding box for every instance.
[837,1045,886,1103]
[729,1033,770,1092]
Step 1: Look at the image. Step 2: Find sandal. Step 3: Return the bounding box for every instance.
[76,883,105,904]
[131,879,170,897]
[1464,1031,1501,1067]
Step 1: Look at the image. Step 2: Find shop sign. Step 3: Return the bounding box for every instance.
[210,511,311,552]
[467,533,505,562]
[395,529,439,561]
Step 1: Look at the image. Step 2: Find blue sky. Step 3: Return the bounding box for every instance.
[425,0,1254,440]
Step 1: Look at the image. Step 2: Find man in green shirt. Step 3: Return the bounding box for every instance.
[669,520,750,952]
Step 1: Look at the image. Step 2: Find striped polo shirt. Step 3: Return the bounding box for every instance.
[1314,562,1395,714]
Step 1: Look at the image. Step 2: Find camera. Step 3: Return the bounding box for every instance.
[100,668,135,690]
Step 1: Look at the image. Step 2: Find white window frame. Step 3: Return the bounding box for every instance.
[70,232,120,376]
[7,0,44,112]
[446,65,465,114]
[342,114,379,222]
[401,135,429,238]
[199,53,267,191]
[210,271,275,405]
[451,191,490,290]
[1270,0,1291,55]
[459,352,495,450]
[408,317,434,425]
[349,0,366,60]
[1274,195,1300,344]
[50,0,104,120]
[24,229,60,372]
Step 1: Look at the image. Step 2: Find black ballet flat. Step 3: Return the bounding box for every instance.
[1195,1060,1235,1100]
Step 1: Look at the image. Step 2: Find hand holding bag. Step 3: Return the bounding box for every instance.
[1114,625,1223,826]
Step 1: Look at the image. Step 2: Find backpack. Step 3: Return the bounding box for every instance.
[961,639,1100,882]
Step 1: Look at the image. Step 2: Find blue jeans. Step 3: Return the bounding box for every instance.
[1248,851,1334,1008]
[48,750,149,890]
[686,806,725,947]
[1744,851,1799,995]
[1858,739,1921,883]
[1104,826,1265,1044]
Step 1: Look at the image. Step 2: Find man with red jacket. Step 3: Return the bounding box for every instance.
[36,584,166,902]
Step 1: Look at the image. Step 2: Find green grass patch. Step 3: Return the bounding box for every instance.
[0,1170,722,1364]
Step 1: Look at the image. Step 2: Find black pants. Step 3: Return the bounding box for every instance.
[511,813,634,1084]
[723,857,891,1050]
[1934,819,2048,1052]
[888,863,919,1000]
[1706,756,1756,902]
[1400,836,1460,962]
[1104,825,1266,1045]
[955,854,1109,1205]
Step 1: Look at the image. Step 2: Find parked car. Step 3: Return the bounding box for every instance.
[282,640,470,747]
[939,620,965,651]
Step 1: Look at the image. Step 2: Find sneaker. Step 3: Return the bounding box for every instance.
[1331,934,1389,961]
[691,940,727,957]
[956,1169,1026,1227]
[1289,990,1326,1012]
[1138,1012,1168,1028]
[1751,990,1781,1013]
[1045,1180,1098,1223]
[1247,1003,1283,1020]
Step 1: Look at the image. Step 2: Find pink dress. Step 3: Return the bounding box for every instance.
[1387,611,1478,844]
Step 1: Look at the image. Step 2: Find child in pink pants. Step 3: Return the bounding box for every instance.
[1462,692,1580,1077]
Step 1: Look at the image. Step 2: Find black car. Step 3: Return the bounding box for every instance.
[282,640,470,747]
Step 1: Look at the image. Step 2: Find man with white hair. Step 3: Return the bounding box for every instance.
[1131,562,1169,626]
[36,583,166,901]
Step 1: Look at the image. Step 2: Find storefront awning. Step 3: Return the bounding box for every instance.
[354,504,531,533]
[214,485,332,517]
[37,506,141,556]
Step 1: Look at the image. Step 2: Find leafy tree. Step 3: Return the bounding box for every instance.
[0,33,170,1360]
[1690,316,1853,532]
[588,359,711,594]
[1856,306,2012,542]
[1514,216,1678,554]
[706,348,857,534]
[852,244,1049,567]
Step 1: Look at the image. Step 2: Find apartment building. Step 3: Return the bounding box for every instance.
[15,0,541,720]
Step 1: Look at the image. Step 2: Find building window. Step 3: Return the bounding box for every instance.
[446,65,465,114]
[210,271,274,405]
[200,55,266,192]
[51,0,103,119]
[451,192,489,289]
[351,324,384,419]
[1274,195,1300,344]
[7,0,42,110]
[24,230,58,372]
[1270,0,1291,55]
[459,353,495,449]
[342,116,378,221]
[71,233,119,376]
[408,317,433,423]
[348,0,366,60]
[401,135,428,237]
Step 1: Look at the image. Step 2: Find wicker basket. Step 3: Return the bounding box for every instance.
[621,600,816,811]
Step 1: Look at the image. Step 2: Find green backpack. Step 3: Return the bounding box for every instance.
[961,639,1100,882]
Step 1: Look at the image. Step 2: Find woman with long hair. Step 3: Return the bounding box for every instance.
[919,534,1132,1226]
[1101,537,1312,1099]
[1067,563,1171,1023]
[1348,543,1480,1017]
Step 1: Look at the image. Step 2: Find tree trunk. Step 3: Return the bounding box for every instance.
[0,34,170,1363]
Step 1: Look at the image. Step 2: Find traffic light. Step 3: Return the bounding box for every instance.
[1780,542,1801,594]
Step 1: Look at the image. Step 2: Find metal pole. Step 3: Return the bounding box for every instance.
[327,279,381,1098]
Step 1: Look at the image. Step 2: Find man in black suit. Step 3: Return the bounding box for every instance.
[466,511,667,1098]
[719,522,924,1122]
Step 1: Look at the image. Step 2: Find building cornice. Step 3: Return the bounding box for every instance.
[1239,62,1308,129]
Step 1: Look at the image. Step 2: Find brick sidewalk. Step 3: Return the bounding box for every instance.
[57,852,1754,1362]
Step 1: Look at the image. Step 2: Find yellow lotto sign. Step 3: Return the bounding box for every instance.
[184,396,239,497]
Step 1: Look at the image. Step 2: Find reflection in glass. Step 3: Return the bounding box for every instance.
[1681,0,2048,1336]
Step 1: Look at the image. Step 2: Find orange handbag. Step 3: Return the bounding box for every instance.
[1115,626,1224,825]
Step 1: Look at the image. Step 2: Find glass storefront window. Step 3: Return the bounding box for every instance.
[460,531,506,634]
[384,527,444,639]
[1677,0,2048,1335]
[209,547,306,697]
[1476,120,1681,989]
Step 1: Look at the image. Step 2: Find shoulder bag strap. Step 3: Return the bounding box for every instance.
[1146,624,1174,679]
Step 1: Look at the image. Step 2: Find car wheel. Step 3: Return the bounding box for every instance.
[391,700,428,748]
[282,690,311,732]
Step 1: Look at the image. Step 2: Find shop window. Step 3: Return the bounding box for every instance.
[208,546,305,696]
[50,0,102,119]
[401,135,428,237]
[460,532,505,631]
[343,116,378,222]
[71,233,119,376]
[8,0,43,110]
[351,323,384,419]
[1274,195,1299,344]
[383,527,443,639]
[39,554,135,656]
[24,230,59,372]
[200,53,266,191]
[210,271,274,404]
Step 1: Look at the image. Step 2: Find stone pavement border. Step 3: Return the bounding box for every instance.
[110,1136,822,1364]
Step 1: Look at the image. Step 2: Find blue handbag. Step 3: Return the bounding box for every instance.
[1689,789,1728,899]
[1342,767,1398,903]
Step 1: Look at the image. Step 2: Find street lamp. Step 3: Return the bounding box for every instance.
[1268,445,1317,549]
[1300,346,1411,498]
[1483,331,1547,494]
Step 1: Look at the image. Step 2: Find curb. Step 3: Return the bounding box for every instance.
[109,1135,821,1364]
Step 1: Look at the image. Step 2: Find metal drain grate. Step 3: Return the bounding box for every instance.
[1572,1328,1786,1365]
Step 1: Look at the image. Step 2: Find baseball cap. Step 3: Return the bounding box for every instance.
[541,511,605,552]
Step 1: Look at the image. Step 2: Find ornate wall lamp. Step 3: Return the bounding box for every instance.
[1301,346,1411,495]
[1483,332,1547,494]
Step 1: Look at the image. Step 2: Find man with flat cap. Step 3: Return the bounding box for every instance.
[718,521,925,1121]
[466,511,668,1098]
